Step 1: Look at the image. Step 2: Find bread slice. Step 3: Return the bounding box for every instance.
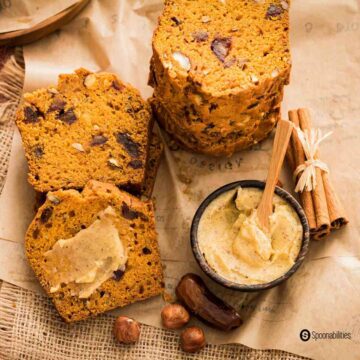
[26,180,164,322]
[150,0,290,156]
[33,133,164,211]
[16,68,153,193]
[151,96,281,155]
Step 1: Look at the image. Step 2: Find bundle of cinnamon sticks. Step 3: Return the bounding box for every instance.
[286,108,348,240]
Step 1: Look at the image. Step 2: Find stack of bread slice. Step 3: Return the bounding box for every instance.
[16,68,164,322]
[150,0,291,156]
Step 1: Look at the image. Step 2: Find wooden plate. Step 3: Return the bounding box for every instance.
[0,0,90,46]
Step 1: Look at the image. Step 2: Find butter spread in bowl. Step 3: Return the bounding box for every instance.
[192,181,310,290]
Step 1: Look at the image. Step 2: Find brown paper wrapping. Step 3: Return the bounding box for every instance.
[0,1,359,359]
[0,0,80,34]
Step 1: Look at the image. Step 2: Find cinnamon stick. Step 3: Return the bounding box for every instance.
[322,167,349,229]
[285,143,295,171]
[287,108,348,239]
[297,108,331,240]
[288,110,317,234]
[297,109,348,230]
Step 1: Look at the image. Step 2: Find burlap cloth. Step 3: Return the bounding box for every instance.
[0,47,308,360]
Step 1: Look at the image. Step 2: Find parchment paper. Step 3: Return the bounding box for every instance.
[0,1,359,359]
[0,0,80,34]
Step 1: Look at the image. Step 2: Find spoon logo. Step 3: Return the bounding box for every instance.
[300,329,311,342]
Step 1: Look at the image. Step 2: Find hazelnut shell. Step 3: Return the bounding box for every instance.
[161,303,190,329]
[180,326,206,353]
[113,316,140,344]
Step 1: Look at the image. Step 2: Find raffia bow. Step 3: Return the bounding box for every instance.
[293,127,332,192]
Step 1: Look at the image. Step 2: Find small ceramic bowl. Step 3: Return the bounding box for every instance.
[190,180,310,292]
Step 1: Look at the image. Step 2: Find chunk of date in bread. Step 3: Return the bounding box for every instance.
[26,180,164,322]
[16,68,153,193]
[149,0,290,156]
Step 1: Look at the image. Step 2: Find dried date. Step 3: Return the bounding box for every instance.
[210,37,232,62]
[90,135,108,146]
[23,106,43,124]
[115,132,141,158]
[266,4,283,19]
[175,273,242,331]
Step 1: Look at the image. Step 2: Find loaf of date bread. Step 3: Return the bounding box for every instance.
[26,180,164,322]
[149,0,291,156]
[16,68,153,193]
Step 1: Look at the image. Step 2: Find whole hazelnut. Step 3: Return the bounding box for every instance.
[161,304,190,329]
[113,316,140,344]
[180,326,206,353]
